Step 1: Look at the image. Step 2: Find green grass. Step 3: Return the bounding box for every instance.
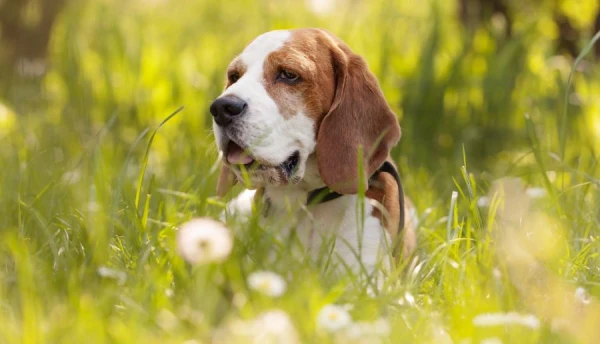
[1,0,600,343]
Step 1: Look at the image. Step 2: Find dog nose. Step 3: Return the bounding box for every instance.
[210,96,247,127]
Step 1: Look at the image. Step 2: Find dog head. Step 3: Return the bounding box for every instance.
[211,28,400,195]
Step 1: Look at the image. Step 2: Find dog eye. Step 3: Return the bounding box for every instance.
[278,69,300,83]
[228,72,240,83]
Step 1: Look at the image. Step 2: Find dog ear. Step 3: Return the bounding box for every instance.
[216,163,237,197]
[316,35,401,194]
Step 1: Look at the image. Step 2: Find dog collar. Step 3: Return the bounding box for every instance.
[306,161,406,234]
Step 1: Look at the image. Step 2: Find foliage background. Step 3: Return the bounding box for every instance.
[1,0,600,342]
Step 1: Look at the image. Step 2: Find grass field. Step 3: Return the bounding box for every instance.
[1,0,600,343]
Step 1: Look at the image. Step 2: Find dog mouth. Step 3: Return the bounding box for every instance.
[225,141,300,177]
[226,141,255,166]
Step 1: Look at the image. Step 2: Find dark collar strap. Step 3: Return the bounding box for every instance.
[306,187,344,205]
[306,161,406,235]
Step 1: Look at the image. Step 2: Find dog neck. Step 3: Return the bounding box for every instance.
[262,154,327,209]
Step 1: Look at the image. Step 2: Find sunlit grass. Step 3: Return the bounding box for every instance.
[1,0,600,343]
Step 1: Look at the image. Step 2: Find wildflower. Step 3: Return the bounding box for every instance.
[472,312,540,329]
[575,287,591,305]
[525,187,546,199]
[317,304,353,332]
[254,310,299,343]
[176,218,233,265]
[247,271,287,297]
[97,266,126,284]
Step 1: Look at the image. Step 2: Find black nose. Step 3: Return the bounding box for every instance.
[209,96,247,127]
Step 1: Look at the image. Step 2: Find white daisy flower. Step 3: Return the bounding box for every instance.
[176,218,233,265]
[575,287,591,305]
[473,312,540,329]
[247,271,287,297]
[317,304,353,332]
[525,187,546,199]
[253,310,299,344]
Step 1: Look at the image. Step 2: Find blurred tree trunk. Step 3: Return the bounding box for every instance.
[459,0,512,37]
[555,14,581,58]
[0,0,67,97]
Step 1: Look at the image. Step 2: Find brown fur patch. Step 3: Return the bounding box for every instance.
[312,30,401,195]
[365,159,417,261]
[262,29,337,121]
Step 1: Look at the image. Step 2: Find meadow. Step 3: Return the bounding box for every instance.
[1,0,600,342]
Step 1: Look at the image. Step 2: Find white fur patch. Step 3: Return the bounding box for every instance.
[227,184,392,280]
[225,189,256,220]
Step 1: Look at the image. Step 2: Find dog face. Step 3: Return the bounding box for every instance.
[211,28,400,195]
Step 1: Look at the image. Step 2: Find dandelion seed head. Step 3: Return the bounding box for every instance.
[247,271,287,297]
[176,218,233,265]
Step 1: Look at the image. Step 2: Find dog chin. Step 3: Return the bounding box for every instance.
[230,164,304,188]
[225,148,304,188]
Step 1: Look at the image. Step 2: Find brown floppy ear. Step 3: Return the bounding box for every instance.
[316,35,401,194]
[216,163,237,197]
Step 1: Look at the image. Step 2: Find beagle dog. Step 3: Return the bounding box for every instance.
[211,28,417,277]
